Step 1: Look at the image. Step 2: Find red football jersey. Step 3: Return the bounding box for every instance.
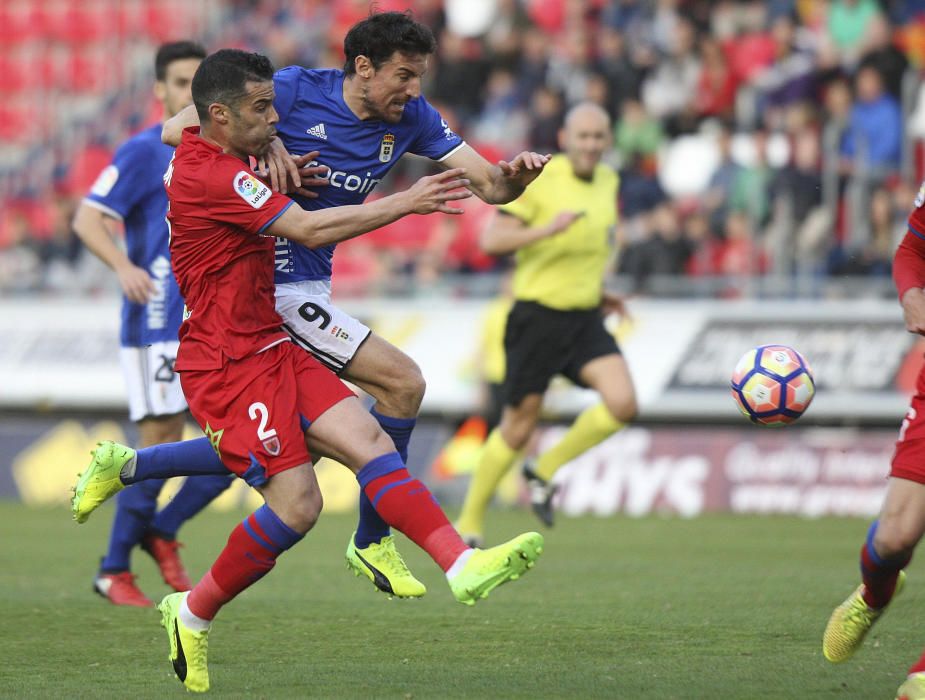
[166,127,294,370]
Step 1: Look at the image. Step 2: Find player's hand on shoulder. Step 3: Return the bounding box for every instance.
[406,168,472,215]
[116,263,155,304]
[902,287,925,335]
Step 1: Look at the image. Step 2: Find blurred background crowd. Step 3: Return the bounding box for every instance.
[3,0,925,299]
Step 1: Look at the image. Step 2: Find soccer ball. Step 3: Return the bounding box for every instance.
[730,345,815,426]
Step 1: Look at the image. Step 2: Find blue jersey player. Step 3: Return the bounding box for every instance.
[72,42,232,607]
[153,11,550,599]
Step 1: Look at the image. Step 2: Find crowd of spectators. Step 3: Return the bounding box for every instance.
[3,0,925,298]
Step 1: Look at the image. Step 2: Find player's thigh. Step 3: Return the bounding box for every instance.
[275,283,370,375]
[120,342,187,440]
[305,395,395,471]
[341,332,425,406]
[179,344,318,486]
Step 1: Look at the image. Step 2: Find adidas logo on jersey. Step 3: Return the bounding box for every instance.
[306,123,327,140]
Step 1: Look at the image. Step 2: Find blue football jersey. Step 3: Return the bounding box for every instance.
[272,67,465,283]
[84,123,183,347]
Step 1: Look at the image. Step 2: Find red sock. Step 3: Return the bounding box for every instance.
[860,538,910,609]
[910,648,925,675]
[359,453,468,572]
[187,505,303,620]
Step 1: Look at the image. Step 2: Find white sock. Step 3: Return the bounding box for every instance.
[118,454,138,482]
[445,548,475,580]
[179,593,211,632]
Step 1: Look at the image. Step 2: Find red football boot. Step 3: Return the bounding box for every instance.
[93,571,154,607]
[141,534,192,591]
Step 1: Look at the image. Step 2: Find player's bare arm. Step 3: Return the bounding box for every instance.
[442,143,550,205]
[72,202,155,303]
[268,168,471,248]
[162,103,197,146]
[481,210,583,256]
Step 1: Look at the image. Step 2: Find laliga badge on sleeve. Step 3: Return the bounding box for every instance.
[234,171,272,208]
[915,180,925,208]
[90,165,119,197]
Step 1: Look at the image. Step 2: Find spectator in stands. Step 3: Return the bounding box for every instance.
[430,30,488,124]
[695,36,738,122]
[527,86,565,155]
[858,13,909,100]
[828,0,883,66]
[615,98,664,165]
[619,202,693,292]
[768,128,831,276]
[641,17,701,136]
[752,15,816,129]
[0,208,41,294]
[841,65,903,176]
[729,128,775,226]
[703,123,743,230]
[829,186,897,275]
[593,26,641,119]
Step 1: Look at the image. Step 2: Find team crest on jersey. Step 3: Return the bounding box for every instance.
[916,180,925,208]
[262,436,281,456]
[234,171,271,208]
[90,165,119,197]
[379,133,395,163]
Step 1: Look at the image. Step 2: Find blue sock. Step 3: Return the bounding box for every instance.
[100,479,164,572]
[150,474,234,539]
[370,408,416,464]
[353,411,416,548]
[125,437,228,484]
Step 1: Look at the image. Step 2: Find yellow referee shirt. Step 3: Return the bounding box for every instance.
[499,154,618,310]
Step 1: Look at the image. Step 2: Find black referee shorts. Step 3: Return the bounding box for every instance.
[502,300,621,407]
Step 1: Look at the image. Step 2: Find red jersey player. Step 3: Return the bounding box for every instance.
[823,182,925,698]
[74,49,544,694]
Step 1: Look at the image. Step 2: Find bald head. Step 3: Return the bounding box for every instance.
[559,102,612,179]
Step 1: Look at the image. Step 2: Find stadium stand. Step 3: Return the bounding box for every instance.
[2,0,924,299]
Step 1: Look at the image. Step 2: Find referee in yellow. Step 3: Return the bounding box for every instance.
[456,102,637,544]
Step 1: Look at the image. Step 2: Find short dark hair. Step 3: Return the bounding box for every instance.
[343,11,436,75]
[191,49,275,122]
[155,40,207,81]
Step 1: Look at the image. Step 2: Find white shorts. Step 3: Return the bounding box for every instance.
[275,279,371,374]
[119,341,187,422]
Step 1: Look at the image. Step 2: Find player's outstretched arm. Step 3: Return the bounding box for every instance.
[442,144,550,205]
[894,225,925,335]
[267,168,471,248]
[481,210,583,256]
[72,202,155,303]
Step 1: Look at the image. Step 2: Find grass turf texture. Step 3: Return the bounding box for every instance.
[0,502,919,698]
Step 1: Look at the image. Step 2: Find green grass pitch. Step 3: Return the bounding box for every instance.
[0,502,919,698]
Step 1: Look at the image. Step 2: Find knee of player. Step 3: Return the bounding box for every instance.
[389,362,425,412]
[604,393,637,424]
[874,520,922,558]
[282,491,323,534]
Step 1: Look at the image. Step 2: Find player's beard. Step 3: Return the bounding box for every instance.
[362,86,403,124]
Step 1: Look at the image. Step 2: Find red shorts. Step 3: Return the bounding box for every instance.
[892,365,925,484]
[179,341,354,486]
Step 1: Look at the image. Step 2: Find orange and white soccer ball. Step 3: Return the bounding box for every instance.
[730,345,815,426]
